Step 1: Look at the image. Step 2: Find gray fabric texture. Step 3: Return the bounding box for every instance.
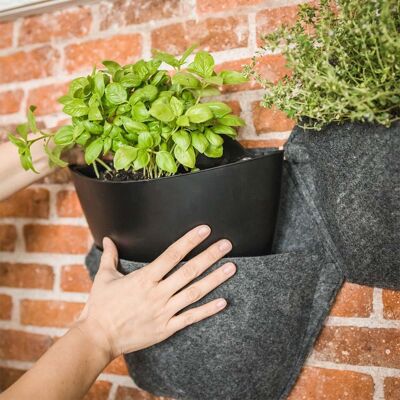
[284,122,399,288]
[86,247,342,400]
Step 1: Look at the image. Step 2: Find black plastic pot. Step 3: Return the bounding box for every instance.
[70,149,283,262]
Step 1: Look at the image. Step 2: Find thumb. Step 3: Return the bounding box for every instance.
[99,237,119,274]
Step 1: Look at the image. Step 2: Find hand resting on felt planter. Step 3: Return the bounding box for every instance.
[0,226,236,400]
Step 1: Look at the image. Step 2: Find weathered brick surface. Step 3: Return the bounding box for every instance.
[0,367,25,391]
[27,83,69,116]
[0,22,13,49]
[84,381,112,400]
[383,290,400,320]
[151,17,249,55]
[61,264,92,293]
[0,90,23,115]
[385,377,400,400]
[56,190,83,217]
[0,225,17,251]
[0,188,49,218]
[0,262,54,289]
[197,0,264,14]
[104,356,129,376]
[0,295,12,320]
[252,101,295,133]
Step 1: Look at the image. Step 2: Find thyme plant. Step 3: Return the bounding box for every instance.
[9,46,247,178]
[245,0,400,129]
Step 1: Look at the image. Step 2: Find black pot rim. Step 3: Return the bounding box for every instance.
[69,149,283,185]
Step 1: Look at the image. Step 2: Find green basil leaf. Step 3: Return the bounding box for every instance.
[205,101,231,118]
[133,149,150,170]
[170,96,184,117]
[193,87,221,97]
[179,44,197,64]
[58,95,74,105]
[103,137,112,155]
[186,104,213,123]
[172,129,191,150]
[153,50,180,67]
[149,102,175,122]
[219,70,248,84]
[188,51,214,77]
[129,85,158,105]
[212,124,237,137]
[191,132,209,153]
[16,123,28,140]
[28,105,37,133]
[8,133,26,149]
[204,76,223,85]
[116,103,131,115]
[84,138,104,164]
[138,131,153,148]
[132,60,149,81]
[174,145,196,168]
[131,102,150,122]
[114,145,138,170]
[156,151,177,174]
[94,72,105,97]
[217,114,245,126]
[54,126,74,145]
[102,60,121,74]
[63,99,89,117]
[76,131,90,146]
[120,73,142,88]
[88,104,103,121]
[171,72,200,88]
[150,70,167,86]
[105,82,127,105]
[176,115,190,126]
[68,77,89,97]
[205,144,223,158]
[83,120,103,134]
[120,116,148,134]
[146,59,162,75]
[205,128,224,146]
[45,145,68,168]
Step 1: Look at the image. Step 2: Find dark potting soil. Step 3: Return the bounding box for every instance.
[100,169,148,182]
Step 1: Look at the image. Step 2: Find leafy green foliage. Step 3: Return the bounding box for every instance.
[245,0,400,129]
[10,46,247,178]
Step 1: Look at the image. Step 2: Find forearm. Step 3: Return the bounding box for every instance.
[0,325,110,400]
[0,138,53,202]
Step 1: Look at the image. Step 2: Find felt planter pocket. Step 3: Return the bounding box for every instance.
[86,247,342,400]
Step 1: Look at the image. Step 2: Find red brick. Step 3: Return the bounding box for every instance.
[215,55,290,93]
[314,326,400,369]
[288,367,373,400]
[65,34,142,73]
[61,264,92,293]
[252,102,295,133]
[0,188,49,218]
[0,262,54,289]
[330,283,373,318]
[256,5,300,45]
[24,224,90,254]
[0,224,17,251]
[84,381,112,400]
[383,290,400,320]
[104,355,129,375]
[385,377,400,400]
[100,0,181,30]
[0,367,25,391]
[151,17,249,55]
[19,6,92,46]
[225,100,241,116]
[0,329,54,362]
[197,0,263,14]
[115,386,171,400]
[0,295,12,320]
[20,299,84,328]
[0,46,60,84]
[27,83,69,116]
[0,21,13,49]
[240,139,287,149]
[0,90,23,115]
[56,190,83,217]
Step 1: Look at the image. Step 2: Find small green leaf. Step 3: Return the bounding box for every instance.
[76,131,90,146]
[174,145,196,168]
[45,145,68,168]
[149,102,175,122]
[88,104,103,121]
[114,145,138,170]
[153,50,180,67]
[54,126,74,146]
[94,72,105,97]
[212,124,237,137]
[186,104,213,123]
[191,132,209,153]
[129,85,158,104]
[16,123,28,140]
[120,73,142,88]
[8,133,26,149]
[28,105,37,133]
[188,51,215,77]
[58,95,74,105]
[194,87,221,97]
[116,103,131,115]
[176,115,190,126]
[205,128,224,146]
[83,120,103,134]
[205,102,231,118]
[105,82,127,105]
[170,96,184,117]
[205,144,223,158]
[68,77,89,97]
[120,116,148,134]
[63,99,89,117]
[219,70,248,84]
[179,44,197,64]
[204,76,223,85]
[133,149,150,170]
[131,102,150,122]
[85,138,104,164]
[172,130,191,150]
[217,114,245,126]
[156,151,177,174]
[171,72,200,88]
[138,131,154,148]
[102,60,121,74]
[103,137,112,155]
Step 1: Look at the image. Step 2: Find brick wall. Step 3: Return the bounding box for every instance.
[0,1,399,399]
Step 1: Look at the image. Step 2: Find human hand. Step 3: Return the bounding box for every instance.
[76,225,236,362]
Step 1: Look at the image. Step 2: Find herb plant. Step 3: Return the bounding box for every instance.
[9,46,247,178]
[245,0,400,129]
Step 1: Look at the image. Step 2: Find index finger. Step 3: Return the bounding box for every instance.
[143,225,211,281]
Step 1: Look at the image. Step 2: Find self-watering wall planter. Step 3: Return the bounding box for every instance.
[71,149,283,262]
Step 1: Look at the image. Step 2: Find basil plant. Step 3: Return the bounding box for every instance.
[9,46,247,179]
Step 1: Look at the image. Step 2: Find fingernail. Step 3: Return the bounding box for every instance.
[223,263,236,275]
[198,225,211,237]
[217,299,227,309]
[219,240,232,252]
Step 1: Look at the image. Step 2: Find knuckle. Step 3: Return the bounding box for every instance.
[184,313,195,327]
[165,247,183,265]
[181,264,197,281]
[186,286,201,303]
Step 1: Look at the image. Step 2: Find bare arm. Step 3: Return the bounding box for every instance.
[0,137,53,202]
[0,227,235,400]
